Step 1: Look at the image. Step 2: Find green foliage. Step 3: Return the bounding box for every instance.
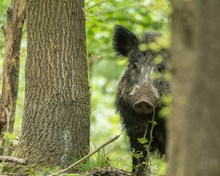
[156,31,171,49]
[151,153,168,176]
[129,108,169,175]
[28,166,36,176]
[0,0,171,174]
[159,94,172,118]
[28,165,61,175]
[138,137,148,145]
[154,55,164,65]
[42,166,61,174]
[131,149,168,175]
[3,132,16,142]
[77,149,109,173]
[86,0,171,171]
[161,94,172,105]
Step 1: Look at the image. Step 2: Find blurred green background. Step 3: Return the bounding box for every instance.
[0,0,171,173]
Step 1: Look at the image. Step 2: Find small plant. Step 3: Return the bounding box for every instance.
[159,94,172,118]
[132,117,157,174]
[76,149,110,173]
[29,165,60,175]
[42,166,60,174]
[131,94,170,175]
[28,166,36,175]
[1,132,17,156]
[151,153,168,176]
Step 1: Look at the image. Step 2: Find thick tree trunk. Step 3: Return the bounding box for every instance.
[168,1,220,176]
[13,0,90,168]
[0,0,25,155]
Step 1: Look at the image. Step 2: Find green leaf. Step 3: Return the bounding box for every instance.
[148,42,161,52]
[28,166,35,175]
[138,43,148,52]
[159,106,171,118]
[161,94,172,105]
[154,55,164,65]
[163,71,172,81]
[3,132,16,142]
[152,72,162,80]
[138,137,148,144]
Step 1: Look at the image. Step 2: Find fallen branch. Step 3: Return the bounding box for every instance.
[83,167,132,176]
[0,156,26,165]
[49,135,120,176]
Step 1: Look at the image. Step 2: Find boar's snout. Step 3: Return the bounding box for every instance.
[133,100,155,114]
[130,83,158,114]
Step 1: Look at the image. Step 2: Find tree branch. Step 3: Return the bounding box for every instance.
[83,167,132,176]
[0,156,26,165]
[49,135,120,176]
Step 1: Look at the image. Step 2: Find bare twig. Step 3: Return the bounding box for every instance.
[87,0,109,9]
[146,108,156,174]
[49,135,120,176]
[0,156,26,165]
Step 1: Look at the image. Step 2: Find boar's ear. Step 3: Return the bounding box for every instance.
[113,25,138,57]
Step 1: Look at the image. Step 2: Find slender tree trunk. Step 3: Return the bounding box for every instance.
[0,0,25,155]
[168,1,220,176]
[13,0,90,169]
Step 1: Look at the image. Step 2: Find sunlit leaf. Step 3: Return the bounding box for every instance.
[138,137,148,145]
[161,94,172,105]
[3,132,16,142]
[154,55,164,65]
[138,43,148,52]
[159,107,171,118]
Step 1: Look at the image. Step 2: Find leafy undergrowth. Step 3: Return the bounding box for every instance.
[0,153,167,176]
[77,149,110,173]
[72,152,167,176]
[51,151,166,176]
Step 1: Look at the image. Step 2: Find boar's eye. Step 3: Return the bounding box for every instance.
[132,62,138,69]
[128,62,139,71]
[129,62,137,68]
[157,64,165,72]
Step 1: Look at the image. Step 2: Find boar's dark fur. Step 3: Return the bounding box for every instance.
[113,25,169,174]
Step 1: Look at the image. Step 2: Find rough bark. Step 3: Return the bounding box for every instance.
[0,0,25,154]
[13,0,90,169]
[168,1,220,176]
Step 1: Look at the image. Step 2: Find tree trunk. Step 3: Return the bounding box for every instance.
[0,0,25,155]
[13,0,90,169]
[168,1,220,176]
